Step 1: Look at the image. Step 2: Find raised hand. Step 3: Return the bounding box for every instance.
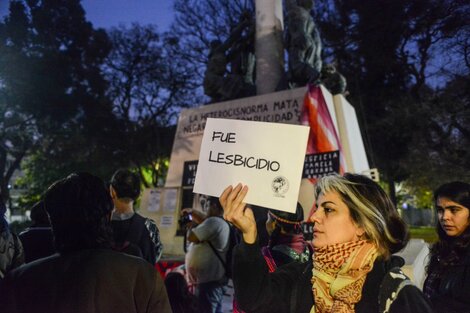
[219,183,257,244]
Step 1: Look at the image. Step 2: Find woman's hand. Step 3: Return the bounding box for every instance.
[219,183,257,244]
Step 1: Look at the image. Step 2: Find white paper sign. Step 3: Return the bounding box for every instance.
[193,118,309,213]
[147,189,161,212]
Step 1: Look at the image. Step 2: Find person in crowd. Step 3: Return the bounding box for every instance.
[19,200,55,263]
[233,203,312,313]
[263,203,311,268]
[183,196,230,313]
[0,201,24,279]
[110,168,163,265]
[0,172,171,313]
[423,181,470,312]
[221,173,434,313]
[165,271,201,313]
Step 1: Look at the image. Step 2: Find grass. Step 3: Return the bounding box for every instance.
[409,226,438,243]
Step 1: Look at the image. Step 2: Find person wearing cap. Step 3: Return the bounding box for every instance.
[263,203,312,267]
[233,203,312,313]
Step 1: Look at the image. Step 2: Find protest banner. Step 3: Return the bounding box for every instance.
[193,118,309,213]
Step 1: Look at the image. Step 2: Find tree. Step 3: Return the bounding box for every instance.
[0,0,114,208]
[315,0,469,203]
[172,0,255,102]
[102,24,200,186]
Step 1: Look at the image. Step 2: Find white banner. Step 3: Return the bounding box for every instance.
[193,118,309,213]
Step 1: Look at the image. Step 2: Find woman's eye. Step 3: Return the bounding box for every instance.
[437,208,444,214]
[451,208,460,214]
[324,207,333,214]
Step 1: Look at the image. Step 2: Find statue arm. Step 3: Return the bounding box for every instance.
[218,16,251,52]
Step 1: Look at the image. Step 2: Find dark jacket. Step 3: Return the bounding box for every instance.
[112,213,163,265]
[0,248,172,313]
[424,245,470,313]
[233,240,434,313]
[19,227,55,263]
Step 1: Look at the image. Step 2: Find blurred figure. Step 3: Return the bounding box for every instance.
[0,201,24,279]
[19,201,55,263]
[424,181,470,312]
[165,271,201,313]
[233,203,311,313]
[263,203,311,267]
[110,169,163,265]
[0,172,171,313]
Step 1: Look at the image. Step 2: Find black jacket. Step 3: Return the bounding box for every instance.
[424,245,470,313]
[0,248,171,313]
[233,240,434,313]
[111,213,163,265]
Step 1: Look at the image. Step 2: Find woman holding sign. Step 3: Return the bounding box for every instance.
[220,173,434,313]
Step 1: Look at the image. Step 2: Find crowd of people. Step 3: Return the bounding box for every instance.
[0,168,469,312]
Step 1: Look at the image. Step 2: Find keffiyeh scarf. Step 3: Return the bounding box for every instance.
[311,240,379,313]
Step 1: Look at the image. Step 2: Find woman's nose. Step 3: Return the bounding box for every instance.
[309,208,321,223]
[442,209,452,220]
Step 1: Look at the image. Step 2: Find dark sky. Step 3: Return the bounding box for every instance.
[0,0,175,31]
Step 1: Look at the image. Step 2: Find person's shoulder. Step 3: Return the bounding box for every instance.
[206,216,230,230]
[134,213,157,227]
[206,216,226,224]
[19,227,52,239]
[5,253,59,279]
[95,249,156,271]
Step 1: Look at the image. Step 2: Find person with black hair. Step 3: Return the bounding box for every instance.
[221,173,434,313]
[19,200,55,263]
[423,181,470,313]
[110,168,163,265]
[0,172,172,313]
[0,201,24,279]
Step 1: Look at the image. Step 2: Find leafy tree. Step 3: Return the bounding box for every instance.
[170,0,470,204]
[102,24,199,186]
[315,0,468,203]
[0,0,114,208]
[172,0,255,102]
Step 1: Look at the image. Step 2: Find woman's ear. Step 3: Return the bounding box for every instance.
[355,226,366,239]
[109,186,117,199]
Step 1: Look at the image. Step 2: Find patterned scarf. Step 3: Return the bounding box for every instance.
[311,240,379,313]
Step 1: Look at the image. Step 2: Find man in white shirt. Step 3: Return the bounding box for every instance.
[184,196,230,313]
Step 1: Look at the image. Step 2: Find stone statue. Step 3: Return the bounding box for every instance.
[203,13,253,103]
[226,12,256,99]
[285,0,322,87]
[320,63,347,95]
